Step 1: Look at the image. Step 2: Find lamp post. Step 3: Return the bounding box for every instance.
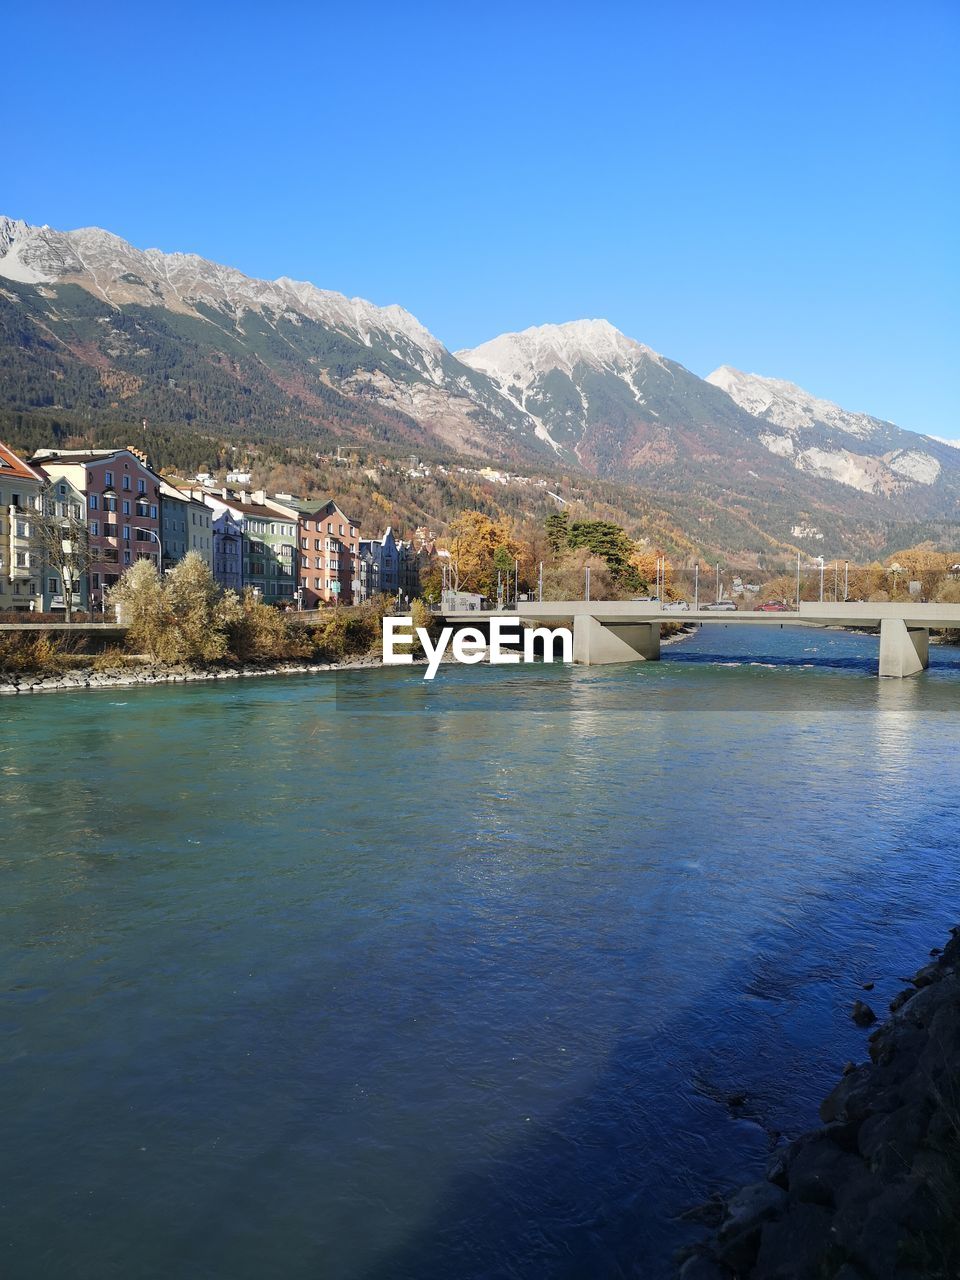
[694,562,699,611]
[136,527,163,573]
[817,556,825,603]
[796,549,801,611]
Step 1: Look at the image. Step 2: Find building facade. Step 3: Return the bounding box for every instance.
[289,498,361,608]
[159,481,214,570]
[32,448,162,608]
[0,442,44,612]
[358,527,426,603]
[202,490,298,604]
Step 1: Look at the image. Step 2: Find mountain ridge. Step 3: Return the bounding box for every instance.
[1,215,957,556]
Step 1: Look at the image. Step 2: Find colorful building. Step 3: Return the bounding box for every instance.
[0,441,44,611]
[159,481,214,570]
[31,448,162,608]
[285,497,361,608]
[201,490,298,604]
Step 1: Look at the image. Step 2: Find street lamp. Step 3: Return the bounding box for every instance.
[136,527,163,573]
[817,556,825,603]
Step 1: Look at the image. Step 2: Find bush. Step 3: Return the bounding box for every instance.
[0,633,70,675]
[109,554,240,665]
[227,592,313,664]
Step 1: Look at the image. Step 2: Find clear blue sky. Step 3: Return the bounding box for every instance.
[4,1,958,436]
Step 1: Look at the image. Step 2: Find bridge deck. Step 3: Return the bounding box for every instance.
[444,602,960,629]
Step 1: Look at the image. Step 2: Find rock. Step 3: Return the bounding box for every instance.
[677,1194,726,1228]
[786,1139,866,1207]
[851,1000,877,1027]
[861,981,874,991]
[889,987,915,1013]
[678,1255,728,1280]
[753,1202,835,1279]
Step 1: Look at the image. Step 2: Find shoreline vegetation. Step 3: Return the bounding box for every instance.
[0,618,695,696]
[679,929,960,1280]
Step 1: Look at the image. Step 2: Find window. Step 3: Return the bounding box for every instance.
[122,500,130,515]
[92,574,100,590]
[315,539,322,551]
[123,526,130,542]
[105,471,113,486]
[138,479,146,494]
[16,551,28,568]
[122,476,131,491]
[49,578,58,593]
[104,522,118,537]
[89,494,99,510]
[300,538,308,550]
[339,524,344,535]
[58,484,66,496]
[327,522,333,534]
[314,578,322,590]
[16,520,28,538]
[90,520,99,536]
[150,505,157,519]
[124,550,131,565]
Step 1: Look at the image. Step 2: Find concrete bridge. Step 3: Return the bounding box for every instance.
[443,601,960,678]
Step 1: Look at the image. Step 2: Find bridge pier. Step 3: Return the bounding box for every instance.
[878,618,929,678]
[573,615,661,665]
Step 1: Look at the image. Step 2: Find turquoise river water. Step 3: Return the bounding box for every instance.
[2,625,959,1279]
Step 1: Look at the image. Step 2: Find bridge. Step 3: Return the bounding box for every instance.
[442,601,960,678]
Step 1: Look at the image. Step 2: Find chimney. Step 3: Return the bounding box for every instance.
[253,489,266,505]
[240,490,250,504]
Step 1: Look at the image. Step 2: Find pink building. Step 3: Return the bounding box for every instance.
[31,447,162,608]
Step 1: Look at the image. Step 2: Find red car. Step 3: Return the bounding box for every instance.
[756,601,790,612]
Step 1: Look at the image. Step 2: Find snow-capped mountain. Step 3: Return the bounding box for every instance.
[0,216,541,459]
[707,366,952,497]
[2,214,958,546]
[456,319,849,500]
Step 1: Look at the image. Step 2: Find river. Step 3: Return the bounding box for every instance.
[2,625,959,1279]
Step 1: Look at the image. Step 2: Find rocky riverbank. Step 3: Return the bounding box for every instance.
[0,656,385,695]
[679,929,960,1279]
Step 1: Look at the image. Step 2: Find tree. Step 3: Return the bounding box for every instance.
[545,510,570,556]
[567,520,643,590]
[448,512,522,597]
[31,493,94,623]
[109,553,241,664]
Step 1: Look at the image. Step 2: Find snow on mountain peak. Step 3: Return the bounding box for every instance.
[706,365,889,441]
[457,318,663,386]
[0,216,443,358]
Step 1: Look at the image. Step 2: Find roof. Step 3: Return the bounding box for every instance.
[158,478,208,507]
[0,440,44,484]
[292,496,361,526]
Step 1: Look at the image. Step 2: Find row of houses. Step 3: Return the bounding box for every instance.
[0,441,431,614]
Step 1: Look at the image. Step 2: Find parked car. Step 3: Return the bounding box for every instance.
[662,600,690,611]
[756,601,790,612]
[633,595,659,603]
[702,600,738,612]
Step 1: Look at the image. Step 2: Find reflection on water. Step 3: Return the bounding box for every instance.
[1,626,959,1279]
